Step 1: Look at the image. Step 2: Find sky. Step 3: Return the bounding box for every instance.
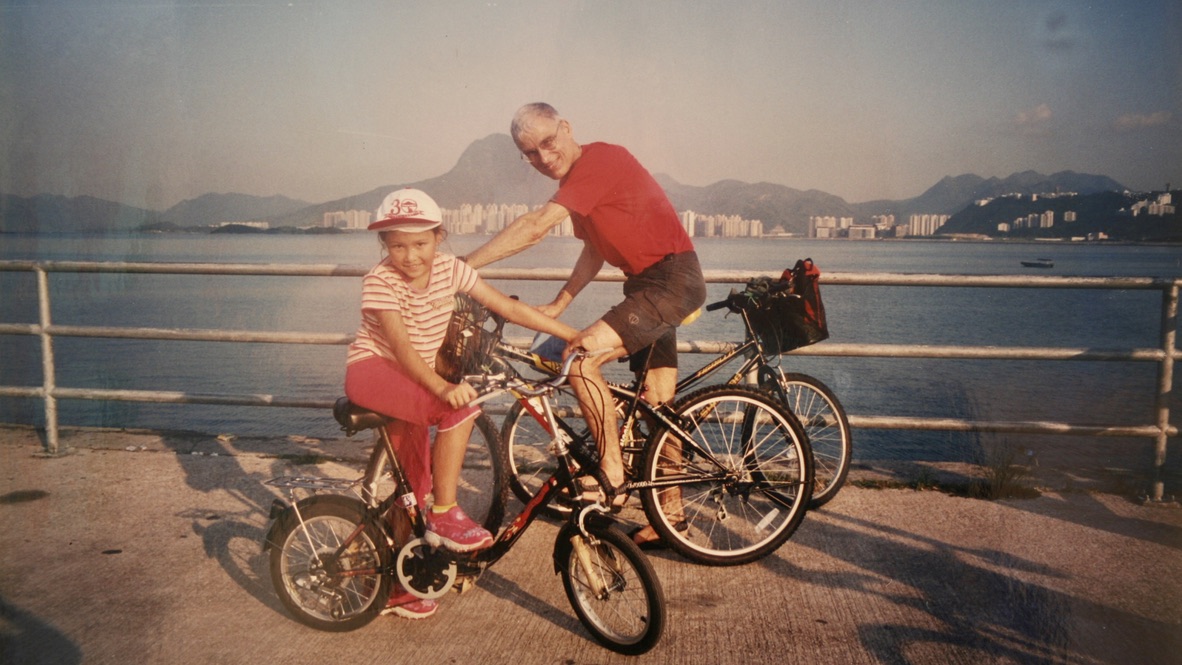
[1,0,1178,211]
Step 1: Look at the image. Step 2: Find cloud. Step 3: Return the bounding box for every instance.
[1016,103,1054,126]
[1015,103,1053,135]
[1113,111,1172,131]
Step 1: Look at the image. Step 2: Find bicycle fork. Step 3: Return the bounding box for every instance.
[568,504,615,598]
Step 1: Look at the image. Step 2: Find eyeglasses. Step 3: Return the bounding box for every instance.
[519,123,564,162]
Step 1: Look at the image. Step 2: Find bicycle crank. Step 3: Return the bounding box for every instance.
[395,537,457,600]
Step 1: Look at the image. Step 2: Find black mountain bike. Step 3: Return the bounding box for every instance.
[488,315,815,567]
[504,276,850,517]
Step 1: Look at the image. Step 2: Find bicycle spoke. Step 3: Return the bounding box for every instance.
[270,497,389,630]
[776,374,852,508]
[640,385,812,565]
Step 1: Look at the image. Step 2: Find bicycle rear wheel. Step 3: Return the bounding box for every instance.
[500,392,590,518]
[766,372,851,508]
[268,494,390,632]
[639,385,813,566]
[560,523,665,654]
[363,413,508,533]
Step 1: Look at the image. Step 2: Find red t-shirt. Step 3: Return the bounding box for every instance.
[552,142,693,276]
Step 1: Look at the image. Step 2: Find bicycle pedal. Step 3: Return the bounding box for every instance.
[452,575,479,595]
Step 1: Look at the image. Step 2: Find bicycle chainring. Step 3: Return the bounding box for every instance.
[395,537,457,600]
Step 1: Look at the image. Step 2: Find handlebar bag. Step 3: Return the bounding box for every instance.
[749,258,829,354]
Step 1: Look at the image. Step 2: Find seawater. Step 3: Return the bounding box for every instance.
[2,233,1180,466]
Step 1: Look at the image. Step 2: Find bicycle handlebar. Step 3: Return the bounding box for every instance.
[466,347,587,407]
[705,278,796,313]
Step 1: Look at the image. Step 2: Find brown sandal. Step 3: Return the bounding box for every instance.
[628,520,688,550]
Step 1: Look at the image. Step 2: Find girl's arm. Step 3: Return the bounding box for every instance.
[467,278,579,342]
[376,309,477,409]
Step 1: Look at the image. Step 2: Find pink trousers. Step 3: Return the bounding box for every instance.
[344,355,479,506]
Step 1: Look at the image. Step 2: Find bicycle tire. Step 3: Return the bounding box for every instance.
[500,393,588,518]
[560,522,666,654]
[764,372,852,508]
[638,384,813,566]
[363,413,508,533]
[268,494,391,632]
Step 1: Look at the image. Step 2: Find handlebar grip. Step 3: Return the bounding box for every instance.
[706,300,728,312]
[768,280,792,294]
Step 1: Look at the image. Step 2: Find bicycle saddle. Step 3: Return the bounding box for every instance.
[332,397,389,435]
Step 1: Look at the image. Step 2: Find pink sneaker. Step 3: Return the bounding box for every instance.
[381,586,438,620]
[425,506,494,552]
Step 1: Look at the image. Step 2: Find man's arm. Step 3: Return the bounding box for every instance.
[540,242,603,317]
[463,201,570,269]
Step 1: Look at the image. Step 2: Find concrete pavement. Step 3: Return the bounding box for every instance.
[1,424,1180,664]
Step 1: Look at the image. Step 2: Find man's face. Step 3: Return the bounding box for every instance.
[515,117,578,180]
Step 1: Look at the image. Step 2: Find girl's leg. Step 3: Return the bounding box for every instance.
[347,356,488,550]
[425,413,492,552]
[347,356,461,506]
[386,420,433,509]
[429,416,478,508]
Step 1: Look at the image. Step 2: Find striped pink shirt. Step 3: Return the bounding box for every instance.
[346,254,480,369]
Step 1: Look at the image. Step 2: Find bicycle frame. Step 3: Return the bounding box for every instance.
[489,338,754,496]
[675,308,784,396]
[490,288,833,566]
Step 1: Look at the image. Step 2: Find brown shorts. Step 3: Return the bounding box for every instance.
[601,251,706,370]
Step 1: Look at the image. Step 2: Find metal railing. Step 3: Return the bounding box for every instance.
[1,260,1178,500]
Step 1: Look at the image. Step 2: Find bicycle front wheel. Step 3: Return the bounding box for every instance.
[268,495,390,632]
[639,385,813,566]
[561,523,665,655]
[770,372,852,508]
[363,413,508,533]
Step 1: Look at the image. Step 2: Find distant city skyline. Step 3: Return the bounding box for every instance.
[321,201,764,239]
[2,1,1178,214]
[310,187,1174,241]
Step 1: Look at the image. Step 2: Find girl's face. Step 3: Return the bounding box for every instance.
[382,229,439,285]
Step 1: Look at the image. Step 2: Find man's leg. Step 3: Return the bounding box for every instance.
[633,350,687,545]
[567,320,630,491]
[644,366,677,406]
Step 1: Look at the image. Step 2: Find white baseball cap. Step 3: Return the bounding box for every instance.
[368,188,443,232]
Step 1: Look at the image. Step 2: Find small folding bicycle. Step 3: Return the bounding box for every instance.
[263,350,666,655]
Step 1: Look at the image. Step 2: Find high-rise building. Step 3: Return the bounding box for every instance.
[908,214,949,236]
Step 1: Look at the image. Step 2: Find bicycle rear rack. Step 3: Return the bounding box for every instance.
[265,476,359,492]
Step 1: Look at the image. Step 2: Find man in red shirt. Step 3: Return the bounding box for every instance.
[465,103,706,543]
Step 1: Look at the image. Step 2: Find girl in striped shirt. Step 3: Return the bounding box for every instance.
[345,189,577,619]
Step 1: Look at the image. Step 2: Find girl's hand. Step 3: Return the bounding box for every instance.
[438,381,478,409]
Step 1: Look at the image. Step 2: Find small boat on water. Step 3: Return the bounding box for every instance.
[1021,258,1055,268]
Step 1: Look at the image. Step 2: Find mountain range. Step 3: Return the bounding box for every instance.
[0,133,1136,236]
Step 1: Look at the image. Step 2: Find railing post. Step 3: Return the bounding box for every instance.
[36,267,60,455]
[1151,281,1178,502]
